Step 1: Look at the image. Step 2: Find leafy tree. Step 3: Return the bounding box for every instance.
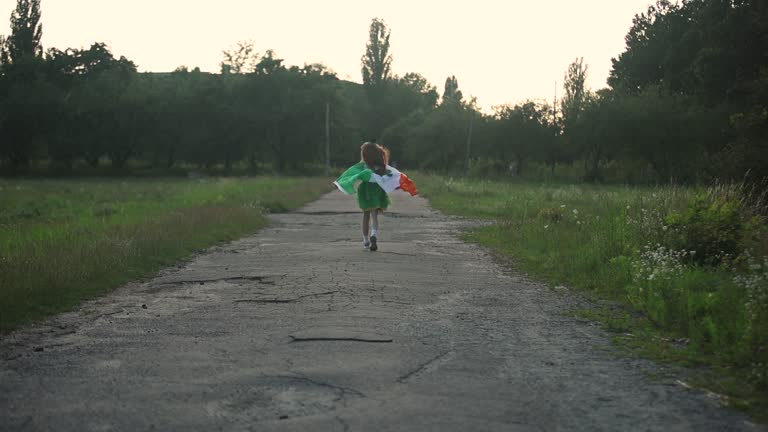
[493,101,553,176]
[375,73,439,160]
[0,57,56,168]
[399,72,439,108]
[568,91,610,182]
[360,18,395,140]
[5,0,42,63]
[606,0,767,182]
[609,0,766,103]
[331,80,371,165]
[46,43,136,79]
[442,75,463,106]
[717,67,768,181]
[254,49,285,76]
[361,18,392,88]
[25,42,137,168]
[618,89,719,182]
[220,40,258,74]
[0,0,45,169]
[401,105,468,171]
[608,1,688,94]
[0,35,9,66]
[561,57,589,132]
[557,58,594,175]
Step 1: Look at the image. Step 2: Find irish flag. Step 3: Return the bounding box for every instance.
[334,162,418,196]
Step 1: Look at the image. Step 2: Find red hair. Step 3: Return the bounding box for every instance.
[360,142,389,175]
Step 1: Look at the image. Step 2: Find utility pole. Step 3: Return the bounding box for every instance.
[551,81,559,175]
[464,110,474,175]
[325,102,331,175]
[553,81,558,122]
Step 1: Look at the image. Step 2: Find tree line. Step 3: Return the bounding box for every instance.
[0,0,765,183]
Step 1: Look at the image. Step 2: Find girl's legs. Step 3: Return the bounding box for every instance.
[369,209,380,251]
[362,210,371,248]
[370,209,380,238]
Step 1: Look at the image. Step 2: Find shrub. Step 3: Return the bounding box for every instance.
[628,244,687,328]
[665,192,744,266]
[734,253,768,389]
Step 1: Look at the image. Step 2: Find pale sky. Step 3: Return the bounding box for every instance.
[0,0,651,111]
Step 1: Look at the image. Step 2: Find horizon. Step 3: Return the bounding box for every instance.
[0,0,652,111]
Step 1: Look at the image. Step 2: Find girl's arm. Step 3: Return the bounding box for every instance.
[334,162,371,195]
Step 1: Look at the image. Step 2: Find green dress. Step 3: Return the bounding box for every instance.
[333,161,393,211]
[357,181,390,211]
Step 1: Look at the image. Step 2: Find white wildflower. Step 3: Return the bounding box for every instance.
[734,255,768,323]
[631,244,686,284]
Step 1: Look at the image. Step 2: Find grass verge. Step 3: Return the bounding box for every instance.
[417,173,768,422]
[0,177,330,332]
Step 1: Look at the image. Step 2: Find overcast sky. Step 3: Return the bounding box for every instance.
[0,0,651,111]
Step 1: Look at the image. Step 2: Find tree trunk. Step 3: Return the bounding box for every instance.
[85,154,100,168]
[110,148,132,169]
[249,151,258,172]
[166,146,175,169]
[586,145,603,183]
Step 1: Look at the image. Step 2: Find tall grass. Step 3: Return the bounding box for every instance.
[419,174,768,414]
[0,177,330,332]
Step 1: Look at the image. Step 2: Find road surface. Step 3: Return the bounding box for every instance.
[0,191,760,431]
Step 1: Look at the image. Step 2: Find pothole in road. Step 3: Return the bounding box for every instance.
[206,375,362,422]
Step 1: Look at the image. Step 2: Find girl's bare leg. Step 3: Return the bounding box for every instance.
[362,211,371,246]
[369,209,380,251]
[370,209,380,236]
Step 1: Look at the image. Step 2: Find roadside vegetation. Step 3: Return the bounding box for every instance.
[0,177,329,332]
[419,174,768,419]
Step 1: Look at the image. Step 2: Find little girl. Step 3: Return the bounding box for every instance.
[334,142,418,251]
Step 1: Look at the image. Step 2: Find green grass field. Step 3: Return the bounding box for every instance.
[0,177,330,332]
[418,174,768,419]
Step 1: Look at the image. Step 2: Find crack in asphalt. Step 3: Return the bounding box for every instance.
[378,251,418,257]
[289,336,393,343]
[235,291,342,304]
[293,211,362,216]
[397,351,454,383]
[160,275,280,286]
[280,374,367,399]
[336,416,350,432]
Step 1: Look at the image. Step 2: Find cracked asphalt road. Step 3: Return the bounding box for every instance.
[0,191,762,431]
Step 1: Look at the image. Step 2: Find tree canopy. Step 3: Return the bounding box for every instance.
[0,5,765,184]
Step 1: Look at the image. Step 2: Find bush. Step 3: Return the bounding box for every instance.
[665,192,745,266]
[734,253,768,388]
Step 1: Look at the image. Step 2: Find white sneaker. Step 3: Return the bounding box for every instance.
[363,241,371,250]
